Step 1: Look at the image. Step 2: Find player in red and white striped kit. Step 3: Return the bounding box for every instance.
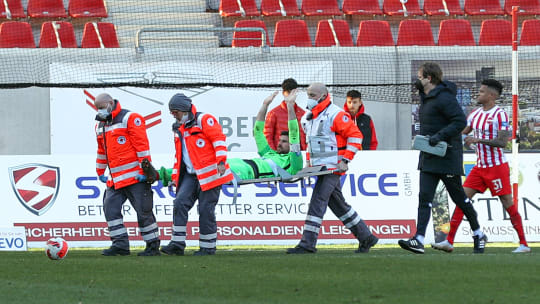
[432,79,531,253]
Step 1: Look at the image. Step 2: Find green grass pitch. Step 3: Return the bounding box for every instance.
[1,244,539,304]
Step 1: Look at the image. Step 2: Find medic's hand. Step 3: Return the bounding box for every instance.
[337,161,349,172]
[167,181,176,193]
[135,174,147,182]
[98,175,108,183]
[217,162,226,176]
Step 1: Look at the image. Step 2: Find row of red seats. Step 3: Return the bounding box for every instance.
[0,21,118,48]
[233,18,540,47]
[221,0,540,17]
[0,0,106,19]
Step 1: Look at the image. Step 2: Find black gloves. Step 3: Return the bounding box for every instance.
[429,134,441,146]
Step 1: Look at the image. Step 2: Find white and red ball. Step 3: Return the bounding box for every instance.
[45,237,69,260]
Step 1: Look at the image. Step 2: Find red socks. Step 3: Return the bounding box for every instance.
[446,207,464,245]
[506,204,528,246]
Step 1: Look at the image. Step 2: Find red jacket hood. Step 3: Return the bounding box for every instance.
[111,100,122,118]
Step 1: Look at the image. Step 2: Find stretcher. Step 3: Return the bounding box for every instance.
[229,165,338,204]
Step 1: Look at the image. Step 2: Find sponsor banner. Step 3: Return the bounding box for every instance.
[1,151,420,247]
[0,227,27,251]
[16,220,415,243]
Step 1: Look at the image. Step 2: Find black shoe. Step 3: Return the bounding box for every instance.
[102,246,130,256]
[193,248,215,256]
[473,234,488,253]
[286,246,316,254]
[138,241,161,256]
[356,235,379,253]
[398,237,424,254]
[160,243,185,256]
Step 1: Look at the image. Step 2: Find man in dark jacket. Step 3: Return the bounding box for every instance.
[398,62,487,254]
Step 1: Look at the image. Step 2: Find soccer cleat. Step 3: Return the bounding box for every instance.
[473,234,488,253]
[355,235,379,253]
[160,243,185,256]
[193,248,216,256]
[431,240,454,253]
[512,244,531,253]
[138,240,161,256]
[102,246,130,256]
[398,237,424,254]
[286,246,316,254]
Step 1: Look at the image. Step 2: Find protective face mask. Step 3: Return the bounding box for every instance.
[414,79,425,93]
[179,113,189,124]
[95,105,112,121]
[306,98,318,110]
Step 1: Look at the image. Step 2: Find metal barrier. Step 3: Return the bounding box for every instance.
[135,26,268,53]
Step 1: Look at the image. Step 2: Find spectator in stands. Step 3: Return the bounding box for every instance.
[160,93,233,256]
[398,62,487,254]
[264,78,307,150]
[93,93,160,256]
[286,82,378,254]
[344,90,378,150]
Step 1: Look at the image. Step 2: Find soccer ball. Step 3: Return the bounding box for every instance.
[45,238,69,260]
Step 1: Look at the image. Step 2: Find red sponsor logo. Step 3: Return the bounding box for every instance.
[9,164,60,216]
[16,220,415,242]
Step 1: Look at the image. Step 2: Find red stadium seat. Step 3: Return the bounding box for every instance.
[232,20,270,47]
[273,20,311,47]
[81,22,120,48]
[0,0,26,19]
[39,21,77,48]
[438,19,475,46]
[478,19,511,45]
[315,20,354,47]
[69,0,108,18]
[356,20,394,46]
[383,0,424,16]
[464,0,504,15]
[27,0,67,18]
[342,0,383,15]
[261,0,300,16]
[397,19,435,46]
[504,0,540,15]
[424,0,464,15]
[301,0,342,16]
[520,19,540,45]
[0,21,35,48]
[219,0,260,16]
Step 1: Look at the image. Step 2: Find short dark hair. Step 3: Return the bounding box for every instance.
[419,62,443,85]
[346,90,361,99]
[282,78,298,93]
[481,79,503,96]
[280,130,289,137]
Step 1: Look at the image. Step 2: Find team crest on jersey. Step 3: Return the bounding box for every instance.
[117,136,126,144]
[196,139,205,148]
[207,118,215,126]
[342,115,349,123]
[134,117,142,126]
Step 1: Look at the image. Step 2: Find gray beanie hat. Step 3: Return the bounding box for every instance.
[169,93,192,111]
